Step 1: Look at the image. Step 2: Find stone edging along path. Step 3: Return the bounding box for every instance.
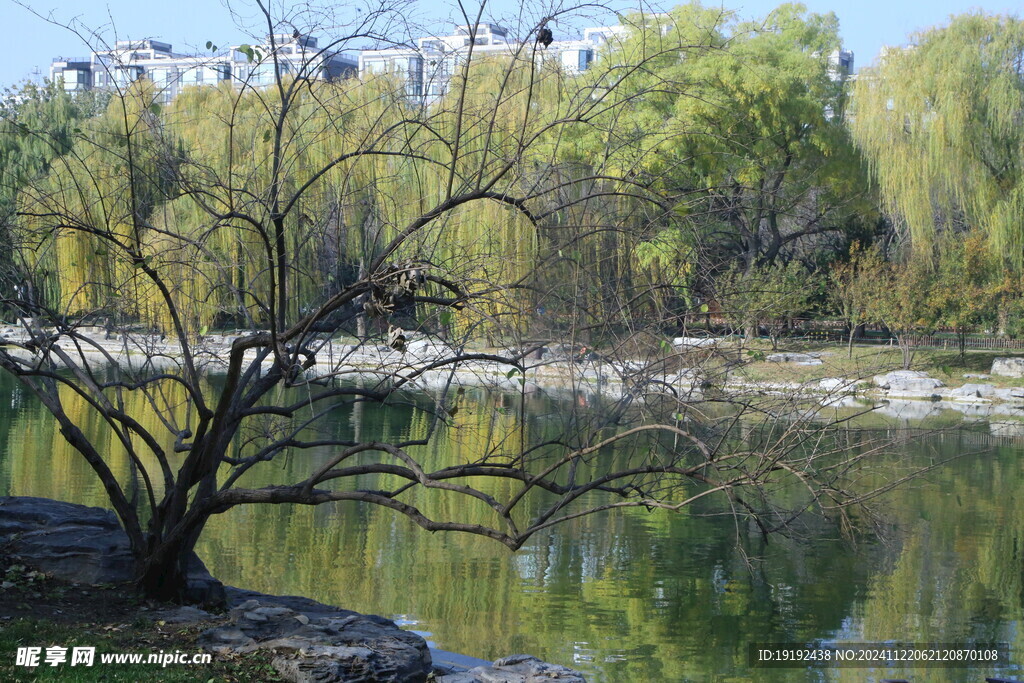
[0,496,587,682]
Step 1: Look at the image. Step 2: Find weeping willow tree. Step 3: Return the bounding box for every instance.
[851,13,1024,269]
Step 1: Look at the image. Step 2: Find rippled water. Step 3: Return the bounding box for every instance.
[1,373,1023,681]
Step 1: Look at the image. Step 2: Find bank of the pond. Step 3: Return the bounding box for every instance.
[0,497,587,683]
[6,326,1024,420]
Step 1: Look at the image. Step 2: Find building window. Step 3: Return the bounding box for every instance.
[250,63,278,85]
[560,49,593,73]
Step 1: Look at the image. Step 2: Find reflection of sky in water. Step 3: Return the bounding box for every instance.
[2,375,1024,681]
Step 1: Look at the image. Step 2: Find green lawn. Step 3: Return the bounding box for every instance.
[724,341,1024,390]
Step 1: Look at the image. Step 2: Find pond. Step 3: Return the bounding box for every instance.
[1,373,1022,682]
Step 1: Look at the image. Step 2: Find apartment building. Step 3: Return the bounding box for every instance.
[48,23,853,105]
[358,23,602,104]
[50,34,357,103]
[829,49,854,80]
[50,23,601,105]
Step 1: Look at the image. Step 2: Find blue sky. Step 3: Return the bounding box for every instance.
[2,0,1020,89]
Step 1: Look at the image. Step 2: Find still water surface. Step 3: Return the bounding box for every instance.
[1,374,1022,681]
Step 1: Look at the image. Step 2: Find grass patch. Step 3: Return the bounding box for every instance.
[0,562,282,682]
[0,617,284,682]
[728,341,1024,390]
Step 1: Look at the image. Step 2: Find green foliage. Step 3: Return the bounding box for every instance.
[931,232,998,341]
[0,82,107,214]
[593,3,874,274]
[828,242,883,355]
[851,12,1024,271]
[715,260,818,346]
[861,253,939,369]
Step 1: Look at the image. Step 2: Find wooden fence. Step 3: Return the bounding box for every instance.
[793,327,1024,351]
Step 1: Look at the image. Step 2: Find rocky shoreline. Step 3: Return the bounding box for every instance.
[6,326,1024,420]
[0,496,587,682]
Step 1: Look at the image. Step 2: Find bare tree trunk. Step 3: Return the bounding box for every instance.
[138,539,193,602]
[899,335,914,370]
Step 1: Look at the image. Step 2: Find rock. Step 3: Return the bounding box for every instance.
[765,352,822,365]
[662,369,699,387]
[770,356,823,366]
[405,339,449,361]
[817,378,854,392]
[1,498,578,683]
[441,654,587,682]
[872,371,944,393]
[991,357,1024,378]
[885,390,943,400]
[546,344,580,360]
[273,646,386,683]
[993,387,1024,402]
[948,383,998,400]
[963,373,991,380]
[872,370,928,387]
[671,336,720,348]
[0,496,225,606]
[201,625,256,650]
[200,596,431,683]
[435,674,481,683]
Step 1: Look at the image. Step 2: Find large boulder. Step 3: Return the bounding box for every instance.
[993,387,1024,402]
[671,336,720,348]
[872,371,944,394]
[1,498,581,682]
[991,357,1024,378]
[199,596,432,683]
[0,496,224,605]
[404,339,452,363]
[948,383,998,400]
[435,654,587,682]
[817,377,854,392]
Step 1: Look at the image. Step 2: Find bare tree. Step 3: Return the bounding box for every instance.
[1,0,893,603]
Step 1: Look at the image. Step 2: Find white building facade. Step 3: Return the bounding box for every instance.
[49,23,853,105]
[50,34,357,103]
[358,23,601,104]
